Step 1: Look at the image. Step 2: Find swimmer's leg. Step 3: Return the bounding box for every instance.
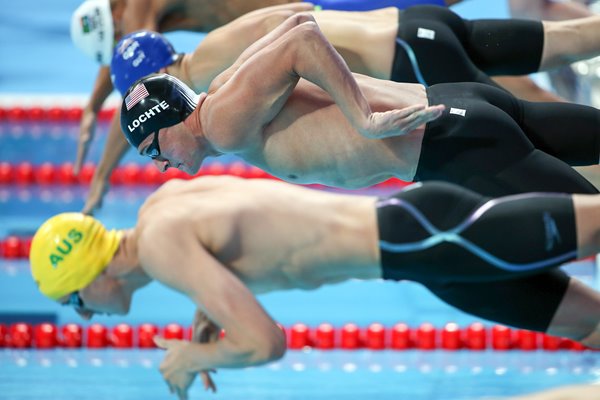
[548,277,600,347]
[516,100,600,166]
[423,271,570,332]
[426,271,600,344]
[540,16,600,70]
[461,16,600,74]
[402,6,544,76]
[420,9,600,75]
[379,181,600,281]
[489,149,599,195]
[445,82,600,167]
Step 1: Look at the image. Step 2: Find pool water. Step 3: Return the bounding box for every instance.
[2,350,599,400]
[1,0,599,395]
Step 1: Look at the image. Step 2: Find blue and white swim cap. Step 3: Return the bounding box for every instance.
[111,30,180,95]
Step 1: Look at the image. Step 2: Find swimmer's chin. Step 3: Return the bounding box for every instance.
[182,163,201,175]
[173,163,191,175]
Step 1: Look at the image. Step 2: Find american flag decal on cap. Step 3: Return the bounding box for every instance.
[125,83,149,110]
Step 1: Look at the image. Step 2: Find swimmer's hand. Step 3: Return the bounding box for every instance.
[191,310,220,393]
[74,108,98,175]
[82,177,110,215]
[361,104,445,139]
[154,336,200,400]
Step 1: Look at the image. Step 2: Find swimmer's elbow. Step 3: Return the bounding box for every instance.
[244,327,287,365]
[250,328,287,364]
[219,327,286,367]
[265,329,287,362]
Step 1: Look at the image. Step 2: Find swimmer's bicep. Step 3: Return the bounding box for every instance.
[207,56,299,142]
[187,249,280,345]
[140,223,279,344]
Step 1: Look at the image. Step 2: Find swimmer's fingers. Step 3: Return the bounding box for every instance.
[74,109,98,175]
[363,105,424,139]
[392,104,427,118]
[200,370,217,393]
[82,179,109,215]
[166,372,194,400]
[174,373,195,400]
[175,385,189,400]
[189,312,219,393]
[155,337,197,399]
[191,309,221,344]
[367,104,445,139]
[395,104,445,134]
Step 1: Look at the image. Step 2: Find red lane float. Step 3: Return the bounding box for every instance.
[0,322,594,351]
[0,107,113,122]
[0,162,411,188]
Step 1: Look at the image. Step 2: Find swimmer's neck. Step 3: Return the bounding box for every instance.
[106,229,151,290]
[184,92,208,137]
[165,55,194,90]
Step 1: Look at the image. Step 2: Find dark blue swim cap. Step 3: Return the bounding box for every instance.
[111,30,180,95]
[120,74,198,149]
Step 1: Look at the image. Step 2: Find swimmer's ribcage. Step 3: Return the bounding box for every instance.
[376,195,578,272]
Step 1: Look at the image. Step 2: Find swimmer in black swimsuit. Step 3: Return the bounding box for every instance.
[29,175,600,396]
[81,4,600,214]
[121,54,600,201]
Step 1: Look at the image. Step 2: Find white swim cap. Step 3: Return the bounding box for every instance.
[70,0,115,65]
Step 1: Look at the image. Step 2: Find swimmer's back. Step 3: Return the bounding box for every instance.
[176,0,299,31]
[136,176,380,292]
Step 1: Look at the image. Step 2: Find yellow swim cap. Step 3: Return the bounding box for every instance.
[29,213,123,300]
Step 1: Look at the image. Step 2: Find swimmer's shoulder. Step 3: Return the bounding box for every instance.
[140,176,246,211]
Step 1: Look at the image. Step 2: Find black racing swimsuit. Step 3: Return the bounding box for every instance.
[377,181,576,332]
[390,5,544,87]
[415,82,600,197]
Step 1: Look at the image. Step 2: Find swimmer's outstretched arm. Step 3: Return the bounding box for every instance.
[75,67,114,175]
[76,0,158,174]
[204,14,443,146]
[82,108,130,215]
[140,224,285,399]
[276,20,445,139]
